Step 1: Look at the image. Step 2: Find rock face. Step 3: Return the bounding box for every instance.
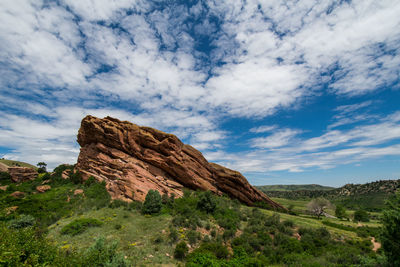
[8,167,38,183]
[76,115,285,210]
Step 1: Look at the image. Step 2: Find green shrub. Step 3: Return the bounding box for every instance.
[191,242,229,259]
[70,171,82,184]
[174,241,188,259]
[381,192,400,266]
[142,189,162,214]
[84,176,97,187]
[0,171,11,181]
[8,214,36,229]
[354,209,370,222]
[187,230,199,245]
[197,191,217,213]
[81,236,130,266]
[186,251,219,267]
[114,224,122,230]
[0,224,60,265]
[61,218,103,236]
[169,226,178,242]
[109,199,128,209]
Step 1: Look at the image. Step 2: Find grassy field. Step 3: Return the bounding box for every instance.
[48,208,179,266]
[0,159,37,169]
[258,184,335,191]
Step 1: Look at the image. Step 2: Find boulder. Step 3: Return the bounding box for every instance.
[76,115,285,210]
[0,185,8,191]
[74,189,84,195]
[62,169,71,179]
[9,167,37,183]
[36,185,51,193]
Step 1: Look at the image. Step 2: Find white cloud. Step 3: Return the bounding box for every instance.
[249,125,277,133]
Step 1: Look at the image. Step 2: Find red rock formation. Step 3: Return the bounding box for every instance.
[76,115,285,210]
[8,167,38,183]
[36,185,51,193]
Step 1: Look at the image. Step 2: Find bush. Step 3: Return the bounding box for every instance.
[0,224,60,265]
[142,190,162,214]
[381,192,400,266]
[169,227,178,242]
[70,171,82,184]
[81,236,130,266]
[197,191,217,213]
[8,214,36,229]
[191,242,229,259]
[0,171,11,181]
[61,218,103,236]
[174,241,188,259]
[187,230,199,245]
[354,209,370,222]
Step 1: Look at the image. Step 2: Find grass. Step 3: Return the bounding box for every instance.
[0,159,37,169]
[47,207,179,266]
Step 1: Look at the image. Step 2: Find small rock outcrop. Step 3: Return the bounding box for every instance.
[36,185,51,193]
[76,115,285,209]
[9,167,38,183]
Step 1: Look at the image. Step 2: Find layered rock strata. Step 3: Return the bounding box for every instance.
[76,115,284,210]
[9,167,38,183]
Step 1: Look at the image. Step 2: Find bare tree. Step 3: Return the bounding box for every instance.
[307,198,332,219]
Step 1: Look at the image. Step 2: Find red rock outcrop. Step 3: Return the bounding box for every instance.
[36,185,51,193]
[8,167,38,183]
[76,115,285,210]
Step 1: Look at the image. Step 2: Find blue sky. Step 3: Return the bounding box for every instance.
[1,0,400,187]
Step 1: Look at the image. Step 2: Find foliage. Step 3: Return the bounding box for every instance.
[335,204,347,219]
[0,171,11,181]
[0,223,60,266]
[354,209,370,222]
[81,236,130,266]
[142,189,162,214]
[381,192,400,266]
[70,171,83,184]
[61,218,103,236]
[37,162,47,173]
[307,198,332,219]
[197,190,216,213]
[8,214,36,229]
[174,241,188,259]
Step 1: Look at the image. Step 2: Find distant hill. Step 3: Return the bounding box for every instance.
[257,179,400,211]
[0,159,37,170]
[257,184,335,192]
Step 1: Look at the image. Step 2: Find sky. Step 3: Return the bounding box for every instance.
[0,0,400,187]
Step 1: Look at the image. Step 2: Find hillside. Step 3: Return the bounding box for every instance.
[0,165,386,266]
[258,179,400,211]
[257,184,335,191]
[0,158,37,170]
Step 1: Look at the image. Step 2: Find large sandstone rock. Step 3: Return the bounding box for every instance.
[76,115,285,210]
[9,167,38,183]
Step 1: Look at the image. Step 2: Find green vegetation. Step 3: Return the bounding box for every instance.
[61,218,103,236]
[257,184,335,191]
[142,189,162,214]
[0,158,37,169]
[354,209,370,222]
[381,192,400,266]
[0,164,395,266]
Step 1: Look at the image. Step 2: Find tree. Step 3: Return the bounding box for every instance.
[307,198,332,219]
[142,190,162,214]
[37,162,47,173]
[381,192,400,266]
[197,191,216,213]
[335,204,347,219]
[353,209,369,222]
